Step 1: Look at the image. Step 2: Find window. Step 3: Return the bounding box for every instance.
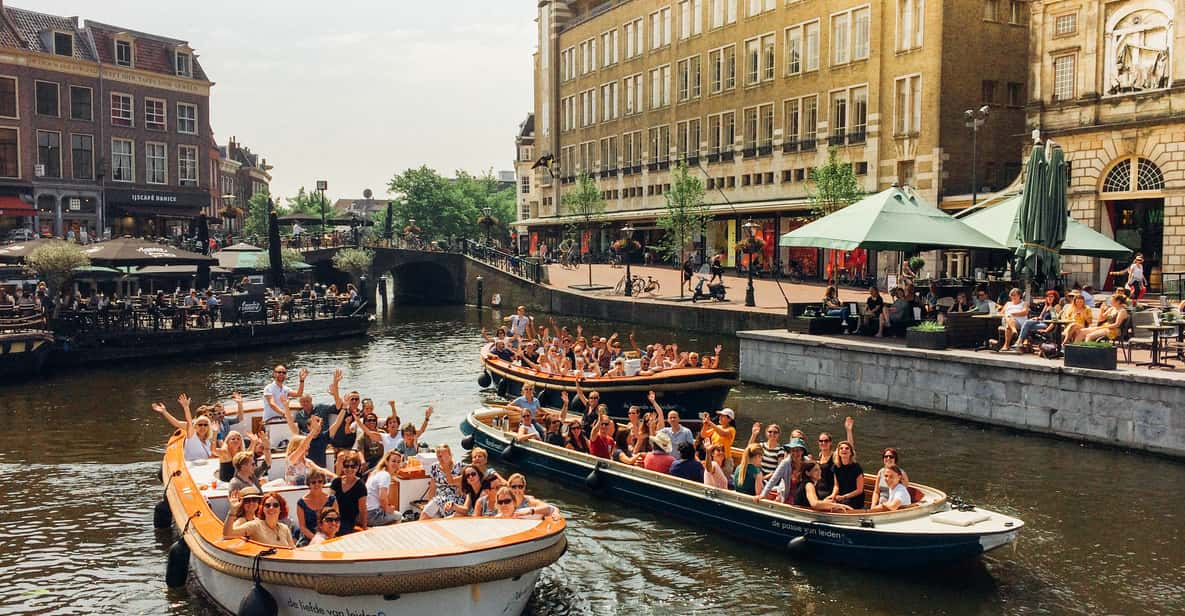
[853,7,870,60]
[722,45,736,89]
[36,81,60,117]
[624,74,643,115]
[832,12,849,65]
[786,26,802,75]
[580,89,596,127]
[600,137,618,170]
[111,138,134,182]
[1007,82,1023,106]
[745,38,761,85]
[1009,1,1025,25]
[677,118,701,159]
[146,142,167,184]
[647,126,670,163]
[759,103,773,148]
[69,86,92,121]
[649,7,672,49]
[0,77,16,118]
[600,82,618,122]
[761,34,775,81]
[802,95,817,143]
[145,98,166,131]
[897,0,924,50]
[37,131,61,178]
[984,0,999,21]
[677,55,701,101]
[680,0,702,38]
[747,0,774,16]
[851,86,867,140]
[580,39,596,74]
[115,39,133,66]
[894,75,922,134]
[784,98,800,145]
[830,91,848,141]
[111,93,133,127]
[560,47,575,81]
[624,131,643,167]
[521,176,530,194]
[832,7,870,65]
[175,51,192,77]
[71,134,94,180]
[177,103,197,134]
[179,145,198,186]
[53,32,73,57]
[624,19,644,59]
[708,111,736,155]
[601,30,618,66]
[804,21,820,71]
[650,65,671,108]
[1053,55,1075,101]
[0,128,17,178]
[710,0,737,28]
[1054,13,1077,36]
[709,46,734,92]
[743,107,759,150]
[982,80,996,104]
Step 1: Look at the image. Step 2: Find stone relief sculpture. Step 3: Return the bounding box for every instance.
[1106,4,1173,95]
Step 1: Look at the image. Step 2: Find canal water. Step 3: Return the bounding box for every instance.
[1,305,1182,615]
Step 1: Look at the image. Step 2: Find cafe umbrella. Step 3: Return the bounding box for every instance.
[0,238,50,264]
[80,237,217,267]
[195,215,211,290]
[959,194,1130,259]
[1013,141,1066,287]
[383,202,394,245]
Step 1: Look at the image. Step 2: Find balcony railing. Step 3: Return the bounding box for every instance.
[782,140,799,153]
[742,146,757,158]
[757,144,772,156]
[800,138,817,151]
[721,150,735,162]
[848,129,867,144]
[828,131,846,146]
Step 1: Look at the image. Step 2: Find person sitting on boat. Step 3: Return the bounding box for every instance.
[262,364,307,422]
[814,417,855,498]
[353,411,386,472]
[748,422,784,476]
[700,408,737,474]
[604,357,627,377]
[492,486,520,519]
[643,432,676,474]
[296,469,337,545]
[280,372,341,467]
[488,338,515,362]
[307,508,342,546]
[589,415,617,459]
[451,464,498,517]
[516,408,542,441]
[734,445,766,496]
[563,421,591,454]
[869,465,911,512]
[503,305,534,343]
[331,450,368,533]
[636,355,656,376]
[570,380,604,434]
[543,416,567,447]
[703,443,731,489]
[793,462,854,513]
[214,431,247,483]
[151,394,214,461]
[422,444,465,519]
[754,437,808,503]
[506,383,544,433]
[830,441,865,509]
[395,423,421,458]
[504,474,559,519]
[223,492,296,548]
[250,428,272,480]
[651,395,694,452]
[329,387,365,455]
[669,441,705,482]
[872,448,911,506]
[366,450,404,526]
[221,486,262,537]
[209,392,244,444]
[228,451,262,495]
[480,325,510,346]
[284,435,334,486]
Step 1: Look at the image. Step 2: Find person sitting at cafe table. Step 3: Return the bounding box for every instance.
[876,288,912,337]
[1001,288,1030,351]
[1073,294,1129,343]
[949,291,974,314]
[922,281,943,319]
[822,286,851,332]
[972,288,995,314]
[1060,293,1092,345]
[861,287,884,334]
[1016,290,1060,351]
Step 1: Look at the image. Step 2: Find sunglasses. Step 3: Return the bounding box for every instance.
[263,502,281,509]
[309,480,324,485]
[766,429,779,434]
[496,498,514,505]
[509,484,526,489]
[342,462,359,469]
[323,517,341,523]
[464,471,479,478]
[274,370,287,374]
[818,438,831,443]
[883,454,896,459]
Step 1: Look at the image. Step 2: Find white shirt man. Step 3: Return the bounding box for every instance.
[263,364,306,421]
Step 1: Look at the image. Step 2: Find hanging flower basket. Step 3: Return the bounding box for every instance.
[477,215,498,227]
[611,238,642,253]
[220,207,242,219]
[741,235,766,254]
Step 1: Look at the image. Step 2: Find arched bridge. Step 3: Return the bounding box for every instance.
[302,246,467,304]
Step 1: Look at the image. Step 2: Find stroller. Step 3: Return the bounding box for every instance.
[691,265,726,302]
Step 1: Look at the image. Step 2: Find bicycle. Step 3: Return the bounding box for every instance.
[634,275,661,296]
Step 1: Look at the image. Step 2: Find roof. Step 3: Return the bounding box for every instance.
[518,113,535,139]
[1,5,96,61]
[86,20,209,81]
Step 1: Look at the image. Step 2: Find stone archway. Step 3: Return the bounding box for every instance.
[1099,156,1165,290]
[388,260,462,304]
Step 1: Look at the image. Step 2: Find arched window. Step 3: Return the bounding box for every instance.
[1102,157,1164,193]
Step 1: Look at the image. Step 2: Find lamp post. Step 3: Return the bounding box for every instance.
[316,179,328,234]
[964,106,990,206]
[622,223,636,297]
[742,218,758,307]
[480,206,493,246]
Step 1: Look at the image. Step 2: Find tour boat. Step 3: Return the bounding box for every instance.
[159,426,567,615]
[0,329,53,378]
[460,407,1023,569]
[479,345,739,419]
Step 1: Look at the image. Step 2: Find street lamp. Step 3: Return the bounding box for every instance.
[742,218,758,307]
[479,206,494,246]
[622,223,636,297]
[316,179,328,234]
[964,105,990,206]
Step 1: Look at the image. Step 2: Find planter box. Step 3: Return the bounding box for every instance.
[786,316,844,335]
[1064,344,1117,370]
[906,329,948,350]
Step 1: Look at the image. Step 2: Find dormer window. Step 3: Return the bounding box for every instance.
[53,32,73,57]
[174,51,192,78]
[115,39,133,67]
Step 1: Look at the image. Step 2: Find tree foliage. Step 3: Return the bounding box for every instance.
[657,163,710,268]
[285,186,330,219]
[809,146,864,218]
[384,167,517,245]
[281,248,306,272]
[562,172,606,286]
[241,190,272,239]
[25,240,90,296]
[331,247,373,278]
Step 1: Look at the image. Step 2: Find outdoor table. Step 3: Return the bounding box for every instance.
[1162,272,1185,302]
[1136,325,1177,368]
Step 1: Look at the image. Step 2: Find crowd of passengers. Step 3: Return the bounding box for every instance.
[483,306,723,376]
[503,379,913,515]
[151,363,559,549]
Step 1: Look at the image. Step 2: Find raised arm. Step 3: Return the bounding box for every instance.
[481,327,493,343]
[747,422,762,446]
[628,331,640,354]
[293,367,309,399]
[231,391,245,423]
[178,393,195,436]
[574,378,589,407]
[647,391,665,427]
[559,391,570,421]
[152,401,186,432]
[844,416,855,448]
[416,407,433,437]
[329,368,344,409]
[711,344,722,369]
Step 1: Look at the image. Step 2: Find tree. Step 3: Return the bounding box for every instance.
[562,172,607,287]
[657,163,710,297]
[387,166,475,241]
[241,190,272,240]
[281,248,306,272]
[25,240,89,298]
[454,170,516,246]
[331,247,374,280]
[285,186,331,220]
[808,146,864,218]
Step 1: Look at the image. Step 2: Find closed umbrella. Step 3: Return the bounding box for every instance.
[383,202,394,244]
[196,215,211,290]
[1014,142,1053,284]
[267,200,284,289]
[1045,145,1070,273]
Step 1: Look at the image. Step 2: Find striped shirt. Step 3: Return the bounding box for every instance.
[760,443,783,475]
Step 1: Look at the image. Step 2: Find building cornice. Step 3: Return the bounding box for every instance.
[0,47,213,96]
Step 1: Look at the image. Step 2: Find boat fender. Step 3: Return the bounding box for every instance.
[585,464,606,491]
[461,434,476,451]
[239,548,279,616]
[477,372,492,388]
[500,438,517,460]
[495,377,510,398]
[786,535,809,552]
[165,512,201,588]
[153,470,183,529]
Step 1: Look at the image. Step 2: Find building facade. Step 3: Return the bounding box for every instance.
[0,3,214,239]
[523,0,1029,275]
[1028,0,1179,290]
[216,135,271,234]
[513,113,538,253]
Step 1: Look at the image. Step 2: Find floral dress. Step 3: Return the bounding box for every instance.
[427,462,465,515]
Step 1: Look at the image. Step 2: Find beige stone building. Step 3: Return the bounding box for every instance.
[1028,0,1179,291]
[519,0,1028,276]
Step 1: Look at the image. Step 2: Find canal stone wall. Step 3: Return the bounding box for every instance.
[738,330,1185,459]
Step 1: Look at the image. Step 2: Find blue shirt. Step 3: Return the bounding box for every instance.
[511,395,541,422]
[669,458,704,483]
[660,425,694,452]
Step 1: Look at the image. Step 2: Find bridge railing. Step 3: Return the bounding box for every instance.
[460,240,543,284]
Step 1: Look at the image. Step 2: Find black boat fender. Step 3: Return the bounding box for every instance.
[786,535,809,552]
[585,462,607,491]
[461,434,476,451]
[165,511,201,588]
[500,438,517,460]
[154,469,183,529]
[239,549,279,616]
[477,372,492,388]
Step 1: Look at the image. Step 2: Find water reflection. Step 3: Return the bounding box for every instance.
[0,305,1181,615]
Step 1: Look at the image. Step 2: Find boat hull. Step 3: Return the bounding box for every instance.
[464,413,1022,569]
[0,332,52,379]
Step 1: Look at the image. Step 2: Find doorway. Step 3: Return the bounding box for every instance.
[1104,198,1163,291]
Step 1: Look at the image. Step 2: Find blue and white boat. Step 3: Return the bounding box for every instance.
[461,407,1023,569]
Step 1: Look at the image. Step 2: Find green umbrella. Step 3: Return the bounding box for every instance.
[779,186,1004,251]
[961,195,1130,259]
[72,265,123,276]
[1014,142,1064,284]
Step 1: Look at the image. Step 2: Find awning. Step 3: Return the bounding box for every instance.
[0,195,35,217]
[517,197,813,227]
[113,205,201,219]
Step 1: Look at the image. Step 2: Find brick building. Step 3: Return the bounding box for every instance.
[216,136,271,234]
[522,0,1029,277]
[0,3,213,239]
[1027,0,1179,290]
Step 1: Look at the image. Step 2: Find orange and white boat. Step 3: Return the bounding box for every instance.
[159,426,567,615]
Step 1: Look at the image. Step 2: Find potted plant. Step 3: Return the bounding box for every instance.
[1063,340,1117,370]
[611,238,641,253]
[906,320,947,350]
[908,256,925,275]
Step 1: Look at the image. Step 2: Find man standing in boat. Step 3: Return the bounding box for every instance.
[650,392,694,452]
[263,364,307,422]
[503,305,534,344]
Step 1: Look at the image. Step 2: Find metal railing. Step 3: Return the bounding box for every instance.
[460,240,543,284]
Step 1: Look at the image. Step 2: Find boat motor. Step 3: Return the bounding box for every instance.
[154,470,182,529]
[239,548,279,616]
[165,511,201,588]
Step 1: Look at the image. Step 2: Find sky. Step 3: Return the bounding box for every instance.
[34,0,538,204]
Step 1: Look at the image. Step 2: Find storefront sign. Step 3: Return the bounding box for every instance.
[237,294,267,323]
[68,198,81,211]
[105,188,210,209]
